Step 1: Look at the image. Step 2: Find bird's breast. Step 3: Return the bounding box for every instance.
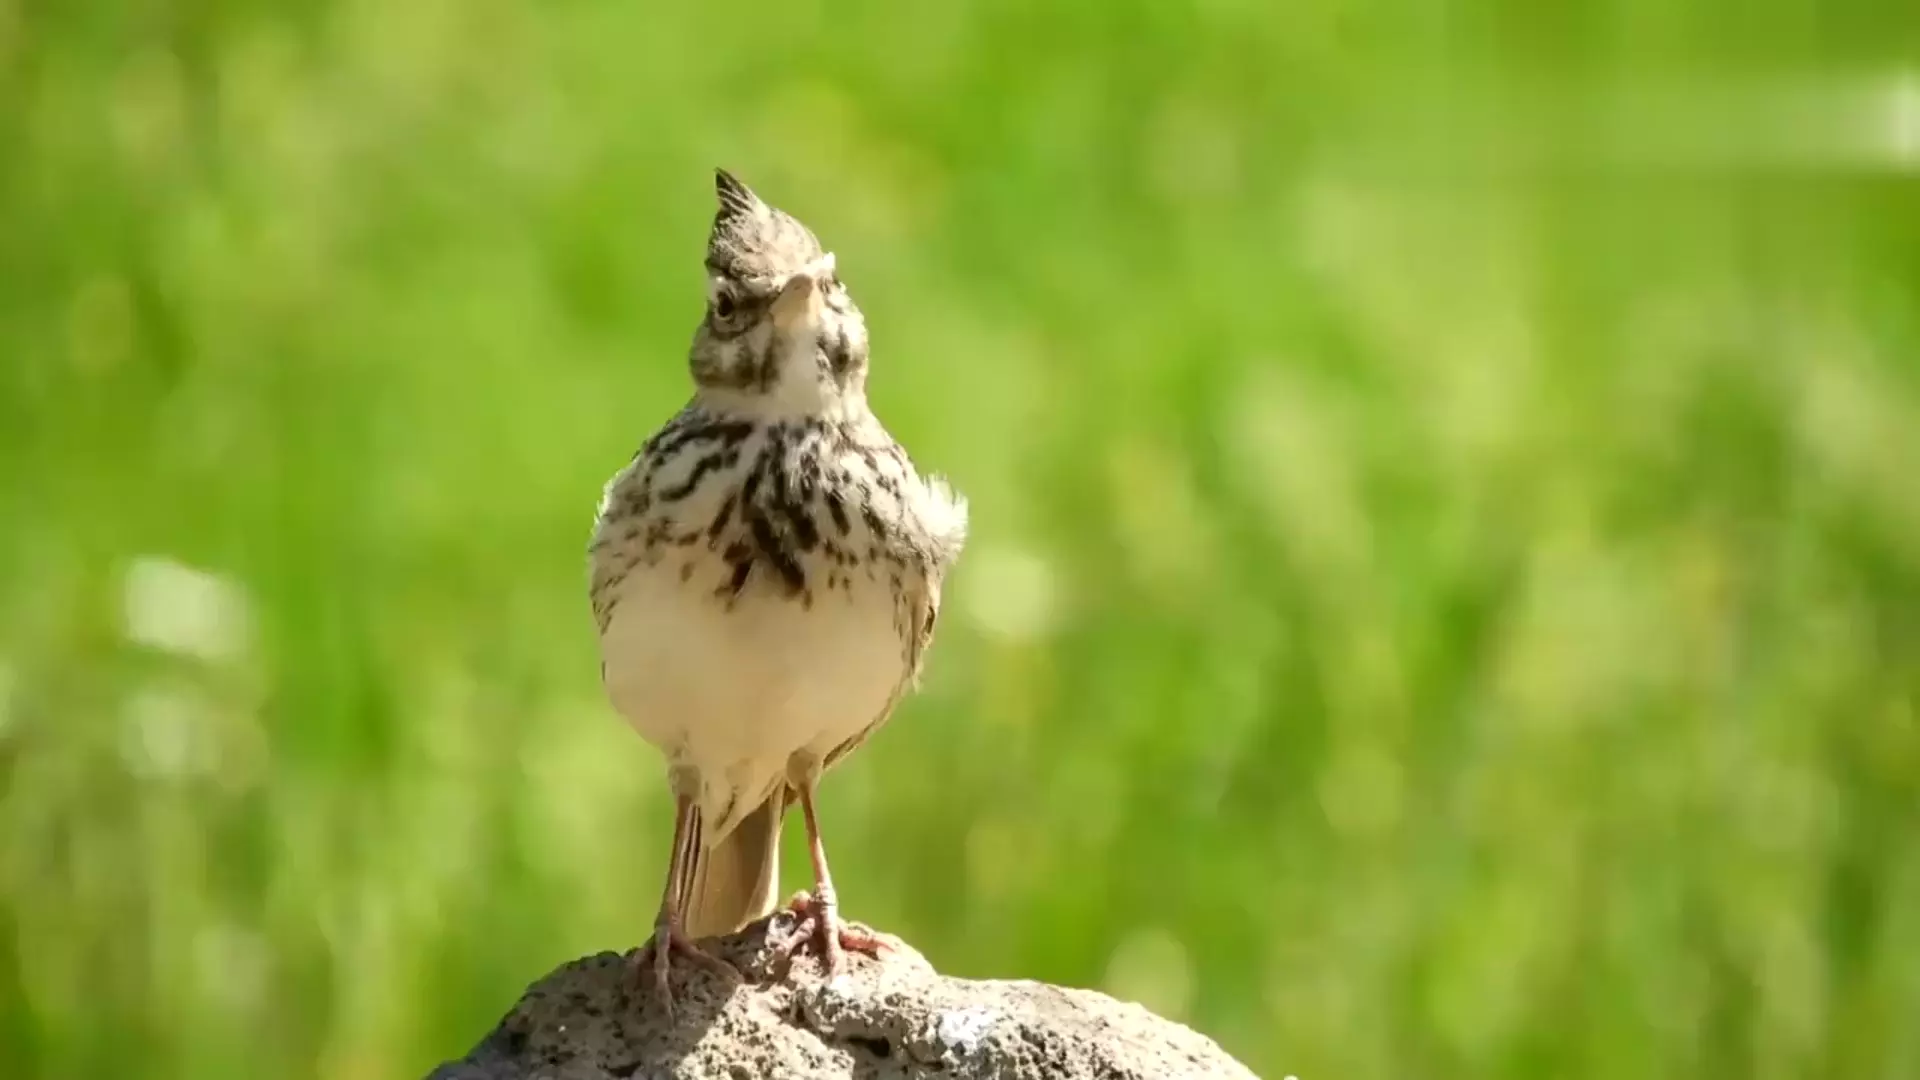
[589,418,927,836]
[596,543,909,836]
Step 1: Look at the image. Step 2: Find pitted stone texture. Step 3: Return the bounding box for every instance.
[425,914,1259,1080]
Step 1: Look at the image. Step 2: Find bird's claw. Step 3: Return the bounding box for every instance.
[629,923,741,1020]
[774,890,890,979]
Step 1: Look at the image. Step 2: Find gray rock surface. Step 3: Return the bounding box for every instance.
[425,912,1261,1079]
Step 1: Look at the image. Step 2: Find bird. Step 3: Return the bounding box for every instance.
[587,168,968,1013]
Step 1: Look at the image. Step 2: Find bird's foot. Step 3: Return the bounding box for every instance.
[774,890,892,979]
[629,920,740,1020]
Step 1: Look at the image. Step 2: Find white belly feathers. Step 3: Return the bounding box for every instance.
[590,416,926,842]
[598,552,904,839]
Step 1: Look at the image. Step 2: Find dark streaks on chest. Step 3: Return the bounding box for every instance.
[667,413,924,609]
[738,456,764,505]
[823,487,852,536]
[618,489,651,520]
[707,493,737,545]
[644,417,754,462]
[724,554,753,599]
[620,414,756,507]
[658,450,730,503]
[770,462,821,553]
[745,506,808,595]
[779,503,821,553]
[726,420,829,600]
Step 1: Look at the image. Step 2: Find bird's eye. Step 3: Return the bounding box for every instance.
[712,292,736,320]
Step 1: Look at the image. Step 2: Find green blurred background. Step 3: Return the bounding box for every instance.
[4,2,1920,1078]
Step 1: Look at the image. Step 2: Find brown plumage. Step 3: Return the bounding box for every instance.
[588,169,967,1014]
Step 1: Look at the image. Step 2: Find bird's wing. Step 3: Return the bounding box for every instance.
[819,569,944,777]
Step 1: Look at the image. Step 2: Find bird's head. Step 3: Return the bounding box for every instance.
[688,169,870,416]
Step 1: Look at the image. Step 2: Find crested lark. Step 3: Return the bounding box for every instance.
[588,170,967,1011]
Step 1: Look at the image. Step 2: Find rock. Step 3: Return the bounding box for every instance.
[425,912,1261,1079]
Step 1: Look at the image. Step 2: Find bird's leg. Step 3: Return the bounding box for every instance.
[776,781,890,977]
[630,792,739,1018]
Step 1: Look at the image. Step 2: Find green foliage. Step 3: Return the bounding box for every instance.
[3,2,1919,1078]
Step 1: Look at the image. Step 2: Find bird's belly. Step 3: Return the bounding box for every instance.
[598,562,904,825]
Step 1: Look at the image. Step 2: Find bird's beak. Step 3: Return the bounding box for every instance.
[771,252,836,332]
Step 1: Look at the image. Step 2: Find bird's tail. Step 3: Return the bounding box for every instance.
[682,786,785,940]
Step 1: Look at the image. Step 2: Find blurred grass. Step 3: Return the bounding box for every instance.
[3,1,1920,1078]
